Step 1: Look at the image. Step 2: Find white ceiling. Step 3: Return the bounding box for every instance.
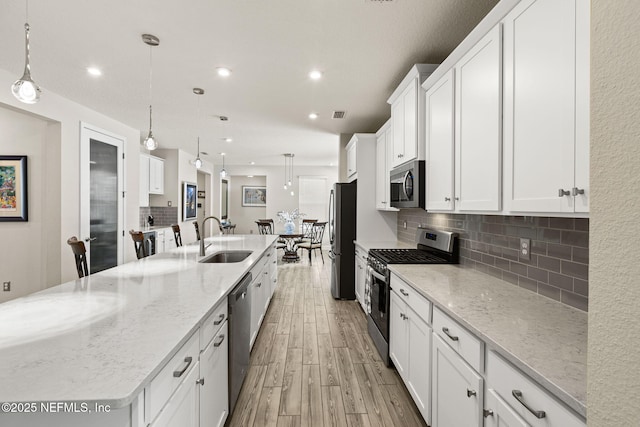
[0,0,498,166]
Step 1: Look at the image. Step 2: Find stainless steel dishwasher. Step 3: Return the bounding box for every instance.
[228,272,252,415]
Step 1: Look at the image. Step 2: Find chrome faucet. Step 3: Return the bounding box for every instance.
[199,216,222,256]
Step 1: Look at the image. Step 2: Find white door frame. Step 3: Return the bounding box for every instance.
[79,122,126,269]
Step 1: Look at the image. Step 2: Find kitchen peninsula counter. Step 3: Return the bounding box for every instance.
[0,234,277,409]
[389,263,587,418]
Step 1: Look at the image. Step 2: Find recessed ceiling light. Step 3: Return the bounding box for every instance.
[87,67,102,76]
[309,70,322,80]
[220,152,226,156]
[250,161,255,165]
[329,163,334,166]
[308,112,318,120]
[216,67,232,77]
[224,138,233,143]
[247,175,254,178]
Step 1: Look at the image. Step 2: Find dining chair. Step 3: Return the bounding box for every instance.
[193,221,201,241]
[67,236,89,278]
[256,220,273,235]
[129,230,148,259]
[297,221,327,265]
[300,219,317,244]
[171,224,183,247]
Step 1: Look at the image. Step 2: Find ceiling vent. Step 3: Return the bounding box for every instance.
[332,111,346,119]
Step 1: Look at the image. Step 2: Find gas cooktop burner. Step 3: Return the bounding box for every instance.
[369,248,450,264]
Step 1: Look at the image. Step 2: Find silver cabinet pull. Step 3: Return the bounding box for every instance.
[400,289,409,297]
[196,378,205,386]
[558,189,570,197]
[173,356,193,378]
[257,282,262,288]
[213,313,225,325]
[483,409,494,418]
[572,187,585,196]
[213,334,225,347]
[512,390,546,419]
[444,197,451,202]
[455,197,460,201]
[467,389,477,398]
[84,237,97,242]
[442,327,459,341]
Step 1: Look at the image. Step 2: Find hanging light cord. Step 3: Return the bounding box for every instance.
[148,45,153,132]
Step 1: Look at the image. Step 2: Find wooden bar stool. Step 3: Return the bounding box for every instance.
[171,224,183,247]
[129,230,148,259]
[67,236,88,278]
[193,221,201,241]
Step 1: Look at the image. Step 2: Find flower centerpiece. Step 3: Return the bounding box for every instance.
[277,209,305,234]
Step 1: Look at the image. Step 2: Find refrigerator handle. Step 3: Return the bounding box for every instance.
[328,189,335,245]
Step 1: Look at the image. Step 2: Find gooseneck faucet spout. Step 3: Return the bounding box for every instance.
[199,216,222,256]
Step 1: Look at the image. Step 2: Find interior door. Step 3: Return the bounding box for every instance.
[80,122,125,274]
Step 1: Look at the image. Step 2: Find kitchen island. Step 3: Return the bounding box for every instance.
[0,234,278,426]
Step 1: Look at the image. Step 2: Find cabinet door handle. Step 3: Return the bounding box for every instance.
[213,334,225,347]
[512,390,546,419]
[558,189,570,197]
[444,197,451,202]
[196,378,205,386]
[572,187,585,196]
[442,327,459,341]
[213,313,225,325]
[455,197,460,201]
[483,409,494,418]
[467,388,477,398]
[257,282,262,288]
[400,289,409,297]
[173,356,193,378]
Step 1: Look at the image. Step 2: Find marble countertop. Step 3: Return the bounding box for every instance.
[389,264,587,418]
[354,240,414,252]
[0,234,277,408]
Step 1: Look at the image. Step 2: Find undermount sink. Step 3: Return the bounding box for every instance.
[199,250,253,263]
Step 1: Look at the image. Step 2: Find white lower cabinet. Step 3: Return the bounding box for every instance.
[485,389,529,427]
[389,288,432,424]
[354,247,367,311]
[432,333,483,427]
[150,359,200,427]
[199,322,229,427]
[486,351,585,427]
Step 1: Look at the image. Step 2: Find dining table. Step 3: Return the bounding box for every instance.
[278,232,304,262]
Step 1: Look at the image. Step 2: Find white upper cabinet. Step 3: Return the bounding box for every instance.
[149,155,165,194]
[346,138,357,181]
[425,70,455,211]
[455,24,502,212]
[503,0,589,214]
[139,154,150,207]
[425,24,501,213]
[389,64,438,169]
[375,119,397,211]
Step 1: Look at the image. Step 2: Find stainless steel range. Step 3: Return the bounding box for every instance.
[366,228,459,366]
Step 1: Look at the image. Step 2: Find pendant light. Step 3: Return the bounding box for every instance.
[11,0,41,104]
[220,153,227,178]
[283,153,295,196]
[193,88,204,168]
[142,34,159,151]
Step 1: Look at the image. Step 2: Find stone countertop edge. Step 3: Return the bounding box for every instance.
[388,264,587,419]
[353,240,414,252]
[0,234,278,409]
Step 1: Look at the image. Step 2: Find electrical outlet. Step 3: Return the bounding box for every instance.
[403,220,407,229]
[520,238,531,261]
[3,281,10,292]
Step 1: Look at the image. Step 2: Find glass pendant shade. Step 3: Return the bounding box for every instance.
[194,157,202,169]
[143,105,158,150]
[12,23,40,104]
[220,154,227,177]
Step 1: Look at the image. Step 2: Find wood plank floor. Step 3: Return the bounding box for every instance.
[228,252,428,427]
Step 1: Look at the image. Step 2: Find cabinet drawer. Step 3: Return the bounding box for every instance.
[487,352,585,427]
[148,331,200,423]
[390,274,431,324]
[200,299,228,350]
[432,307,483,372]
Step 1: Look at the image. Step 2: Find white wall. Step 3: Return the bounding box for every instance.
[588,1,640,424]
[228,175,267,234]
[0,68,141,299]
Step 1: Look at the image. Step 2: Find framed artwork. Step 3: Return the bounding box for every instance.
[197,190,205,199]
[0,155,28,222]
[183,181,197,220]
[242,186,267,207]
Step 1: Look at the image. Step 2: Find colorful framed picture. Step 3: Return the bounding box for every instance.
[0,155,28,222]
[242,186,267,207]
[183,181,197,220]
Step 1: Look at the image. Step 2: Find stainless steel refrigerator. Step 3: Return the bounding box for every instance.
[328,182,357,299]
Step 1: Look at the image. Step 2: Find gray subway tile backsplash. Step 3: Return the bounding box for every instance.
[139,207,178,228]
[397,210,589,312]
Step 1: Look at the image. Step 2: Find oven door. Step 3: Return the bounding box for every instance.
[368,268,389,340]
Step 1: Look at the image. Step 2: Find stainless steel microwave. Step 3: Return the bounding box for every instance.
[390,160,425,209]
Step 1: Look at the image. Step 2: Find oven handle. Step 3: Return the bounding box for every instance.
[369,269,386,282]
